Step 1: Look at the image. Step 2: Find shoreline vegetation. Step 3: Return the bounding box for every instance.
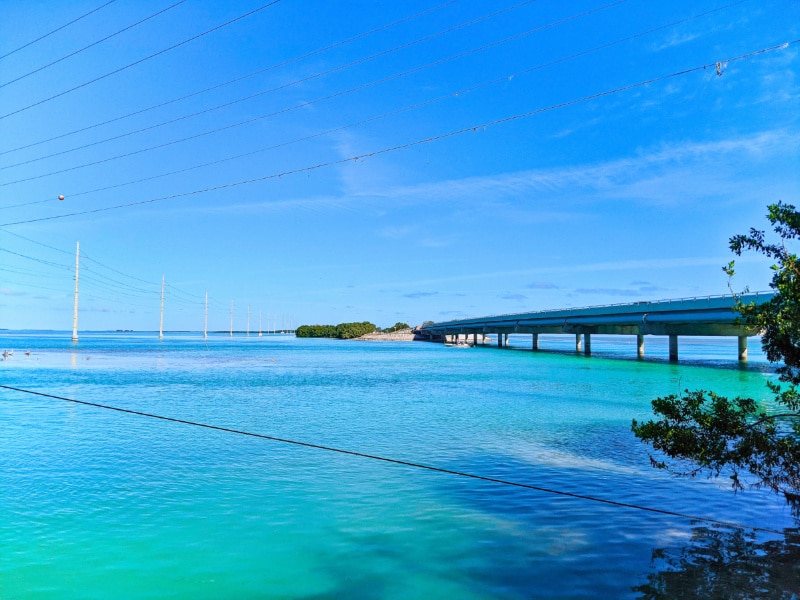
[295,321,412,340]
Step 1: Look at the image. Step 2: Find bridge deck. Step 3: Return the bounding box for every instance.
[418,292,774,361]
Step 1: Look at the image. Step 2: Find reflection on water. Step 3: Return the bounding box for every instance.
[634,526,800,599]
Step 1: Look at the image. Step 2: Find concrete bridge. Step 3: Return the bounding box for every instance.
[417,292,773,362]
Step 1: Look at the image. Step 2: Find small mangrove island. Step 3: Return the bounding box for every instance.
[296,321,410,340]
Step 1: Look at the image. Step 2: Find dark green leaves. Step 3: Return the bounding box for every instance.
[636,202,800,512]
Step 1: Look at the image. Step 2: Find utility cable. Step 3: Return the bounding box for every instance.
[0,1,187,90]
[0,0,460,157]
[2,39,795,228]
[0,0,283,121]
[0,384,785,535]
[0,0,752,207]
[0,226,74,255]
[0,1,116,61]
[0,278,74,295]
[0,247,72,270]
[0,0,623,175]
[0,228,204,307]
[0,0,568,178]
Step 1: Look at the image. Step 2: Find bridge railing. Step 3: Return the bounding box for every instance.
[420,291,774,330]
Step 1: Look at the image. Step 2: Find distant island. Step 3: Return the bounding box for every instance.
[296,321,410,340]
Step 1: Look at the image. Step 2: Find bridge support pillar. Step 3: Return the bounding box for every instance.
[497,334,503,348]
[473,332,478,346]
[504,333,509,347]
[669,335,678,361]
[584,333,591,356]
[738,336,748,362]
[532,333,539,351]
[637,334,644,358]
[575,334,582,352]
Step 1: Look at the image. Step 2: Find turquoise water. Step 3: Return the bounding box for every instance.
[0,332,796,598]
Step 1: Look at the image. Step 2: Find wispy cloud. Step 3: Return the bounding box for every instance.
[378,225,415,240]
[526,282,558,290]
[574,281,668,297]
[574,288,646,297]
[83,306,111,313]
[350,129,799,211]
[348,255,738,294]
[651,30,700,52]
[500,293,527,301]
[439,309,467,316]
[0,288,25,296]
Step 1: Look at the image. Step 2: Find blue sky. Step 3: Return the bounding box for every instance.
[0,0,798,331]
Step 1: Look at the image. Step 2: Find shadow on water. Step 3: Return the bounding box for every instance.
[633,526,800,599]
[426,452,799,598]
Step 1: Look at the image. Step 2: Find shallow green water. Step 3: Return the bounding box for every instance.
[0,332,796,598]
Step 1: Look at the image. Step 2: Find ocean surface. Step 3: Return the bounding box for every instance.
[1,332,797,599]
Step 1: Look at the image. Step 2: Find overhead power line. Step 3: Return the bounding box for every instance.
[0,0,460,158]
[1,39,794,228]
[0,1,117,61]
[0,228,208,308]
[0,247,72,271]
[0,225,74,254]
[0,1,187,90]
[0,0,624,179]
[0,384,784,535]
[0,0,283,121]
[0,0,755,212]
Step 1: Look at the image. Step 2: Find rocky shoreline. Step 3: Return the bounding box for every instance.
[356,329,416,341]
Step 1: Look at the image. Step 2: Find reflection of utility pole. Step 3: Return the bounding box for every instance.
[159,275,164,340]
[230,301,234,337]
[204,292,208,339]
[71,241,80,343]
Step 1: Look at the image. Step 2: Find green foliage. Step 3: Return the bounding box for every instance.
[383,322,410,333]
[335,321,376,339]
[632,390,800,501]
[295,324,337,338]
[295,322,376,339]
[633,202,800,510]
[730,202,800,387]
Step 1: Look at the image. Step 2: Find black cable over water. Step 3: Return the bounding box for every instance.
[0,384,785,536]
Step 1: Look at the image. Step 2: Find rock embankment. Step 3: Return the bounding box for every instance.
[357,329,416,341]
